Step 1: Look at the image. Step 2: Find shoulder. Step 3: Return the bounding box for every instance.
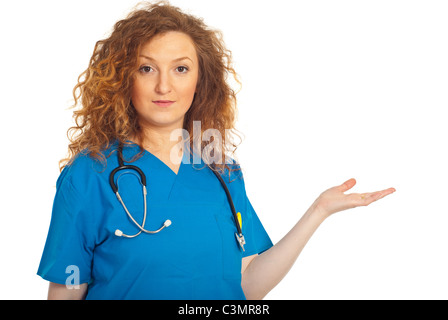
[56,144,118,193]
[215,158,248,198]
[223,157,245,184]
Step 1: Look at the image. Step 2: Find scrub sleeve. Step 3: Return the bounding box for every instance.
[37,168,97,285]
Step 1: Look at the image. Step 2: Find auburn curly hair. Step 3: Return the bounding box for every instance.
[62,1,242,176]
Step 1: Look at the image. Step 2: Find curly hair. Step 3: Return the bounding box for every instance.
[62,1,242,176]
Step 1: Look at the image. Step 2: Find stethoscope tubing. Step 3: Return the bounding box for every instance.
[209,164,243,236]
[109,142,244,250]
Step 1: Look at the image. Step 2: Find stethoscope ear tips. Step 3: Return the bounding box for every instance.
[115,229,124,237]
[164,220,172,227]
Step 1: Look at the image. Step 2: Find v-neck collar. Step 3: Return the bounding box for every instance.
[143,150,183,176]
[124,140,193,177]
[120,140,212,201]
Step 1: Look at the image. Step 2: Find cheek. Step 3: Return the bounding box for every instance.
[130,81,145,103]
[179,78,198,101]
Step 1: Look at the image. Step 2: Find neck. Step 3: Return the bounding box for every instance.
[135,123,185,156]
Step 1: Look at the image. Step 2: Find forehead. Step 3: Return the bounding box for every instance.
[140,31,198,62]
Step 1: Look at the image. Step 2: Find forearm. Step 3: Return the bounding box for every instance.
[241,202,326,300]
[241,178,395,300]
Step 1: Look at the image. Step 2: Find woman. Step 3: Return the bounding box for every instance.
[37,1,395,300]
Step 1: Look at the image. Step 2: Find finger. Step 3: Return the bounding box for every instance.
[358,187,396,205]
[338,178,357,193]
[372,187,396,201]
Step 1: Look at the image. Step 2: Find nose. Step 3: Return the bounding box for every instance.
[154,71,172,95]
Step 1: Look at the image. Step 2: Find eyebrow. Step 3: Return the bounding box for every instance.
[139,55,194,64]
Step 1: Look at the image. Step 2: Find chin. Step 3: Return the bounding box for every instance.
[141,116,185,129]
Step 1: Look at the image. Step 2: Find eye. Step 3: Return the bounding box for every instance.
[139,65,153,73]
[176,66,189,73]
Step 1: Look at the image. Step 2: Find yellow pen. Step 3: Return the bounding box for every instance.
[236,212,242,229]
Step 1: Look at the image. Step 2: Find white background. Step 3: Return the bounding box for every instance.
[0,0,447,300]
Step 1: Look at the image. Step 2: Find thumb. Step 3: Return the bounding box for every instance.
[338,178,357,193]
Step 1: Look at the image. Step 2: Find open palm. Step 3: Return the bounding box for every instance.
[315,178,396,218]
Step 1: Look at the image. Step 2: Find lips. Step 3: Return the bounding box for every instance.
[153,100,175,107]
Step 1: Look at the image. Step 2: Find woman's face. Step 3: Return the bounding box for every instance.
[131,31,199,131]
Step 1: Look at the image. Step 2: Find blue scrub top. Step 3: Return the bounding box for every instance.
[37,142,273,299]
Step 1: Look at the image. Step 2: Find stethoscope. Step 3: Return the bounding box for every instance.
[109,143,246,251]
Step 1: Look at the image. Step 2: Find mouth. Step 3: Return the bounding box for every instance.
[153,100,175,107]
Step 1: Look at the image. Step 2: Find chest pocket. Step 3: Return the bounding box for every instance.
[166,203,242,281]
